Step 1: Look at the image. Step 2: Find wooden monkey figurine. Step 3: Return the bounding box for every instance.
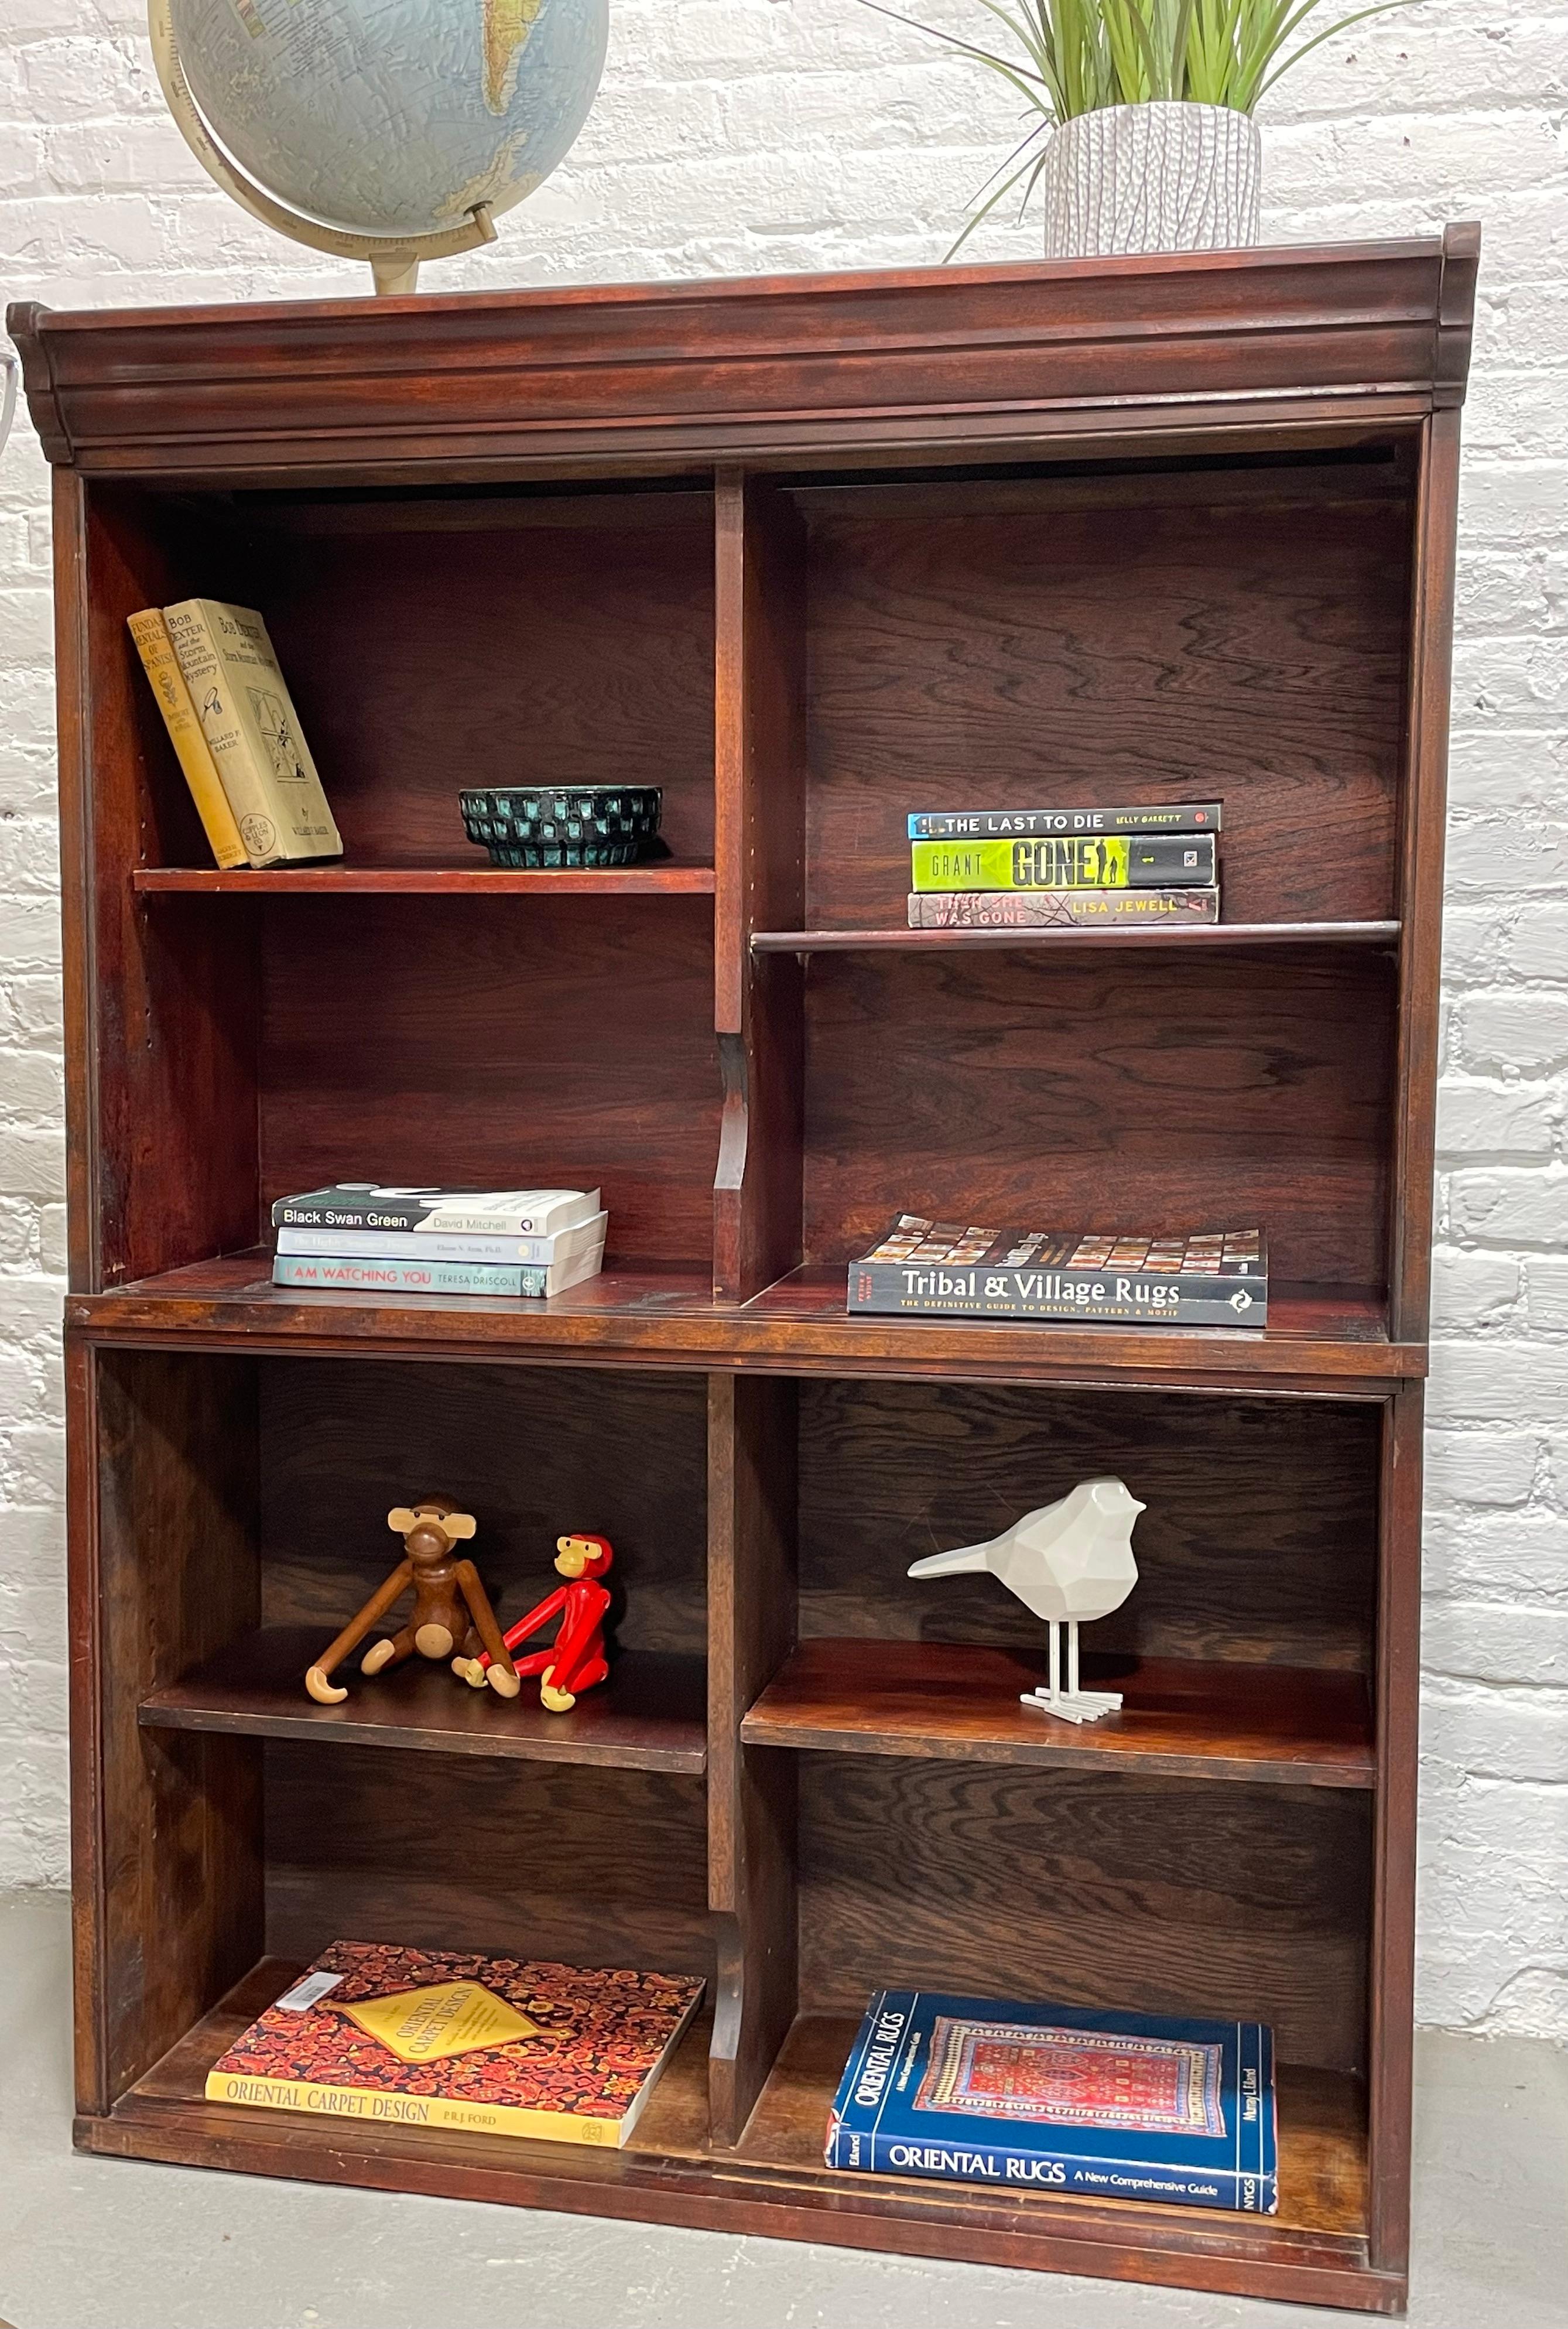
[454,1533,613,1712]
[304,1497,521,1705]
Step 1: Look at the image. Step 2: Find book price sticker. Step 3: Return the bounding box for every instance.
[275,1969,345,2013]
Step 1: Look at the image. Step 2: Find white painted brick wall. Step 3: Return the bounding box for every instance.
[2,0,1564,2041]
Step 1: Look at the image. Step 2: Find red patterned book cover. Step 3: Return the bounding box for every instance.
[205,1941,704,2146]
[915,2017,1226,2136]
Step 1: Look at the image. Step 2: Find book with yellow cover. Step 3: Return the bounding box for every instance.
[126,608,248,869]
[204,1942,705,2145]
[163,597,342,868]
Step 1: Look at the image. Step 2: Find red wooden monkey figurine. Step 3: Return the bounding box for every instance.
[305,1498,521,1704]
[454,1533,612,1712]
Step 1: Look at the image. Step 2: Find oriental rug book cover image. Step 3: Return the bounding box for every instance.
[205,1942,704,2146]
[826,1992,1278,2213]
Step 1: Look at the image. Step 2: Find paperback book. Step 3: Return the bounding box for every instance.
[272,1246,605,1298]
[908,888,1218,930]
[276,1212,610,1266]
[826,1990,1277,2214]
[848,1217,1266,1326]
[205,1942,704,2147]
[271,1185,602,1237]
[908,802,1222,840]
[911,836,1216,892]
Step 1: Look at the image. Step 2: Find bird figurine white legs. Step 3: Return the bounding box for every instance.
[908,1478,1145,1726]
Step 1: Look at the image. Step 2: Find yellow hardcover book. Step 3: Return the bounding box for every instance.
[163,597,343,868]
[126,608,248,870]
[201,1943,706,2149]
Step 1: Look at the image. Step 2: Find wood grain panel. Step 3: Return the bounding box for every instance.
[798,1377,1377,1670]
[259,894,718,1265]
[802,947,1395,1288]
[799,1757,1371,2071]
[707,1373,799,2141]
[91,1349,262,2102]
[265,1740,713,1979]
[73,484,262,1285]
[258,1359,708,1654]
[259,499,715,870]
[743,1640,1374,1787]
[803,481,1409,929]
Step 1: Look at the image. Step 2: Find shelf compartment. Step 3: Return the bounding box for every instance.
[754,922,1401,955]
[741,1639,1373,1787]
[89,1966,1387,2310]
[141,1629,707,1776]
[67,1256,1421,1391]
[135,864,717,896]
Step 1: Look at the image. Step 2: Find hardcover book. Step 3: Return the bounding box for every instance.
[272,1244,605,1298]
[848,1217,1266,1326]
[270,1185,602,1237]
[163,598,341,868]
[907,888,1220,930]
[826,1991,1277,2214]
[276,1210,610,1266]
[204,1942,704,2146]
[910,836,1216,892]
[126,608,248,869]
[908,802,1222,840]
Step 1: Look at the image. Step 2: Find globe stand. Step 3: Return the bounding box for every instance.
[149,0,522,295]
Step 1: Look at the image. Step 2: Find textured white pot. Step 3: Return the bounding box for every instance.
[1040,101,1261,260]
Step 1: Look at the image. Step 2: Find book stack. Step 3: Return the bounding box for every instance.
[128,597,341,869]
[271,1185,608,1299]
[906,800,1221,929]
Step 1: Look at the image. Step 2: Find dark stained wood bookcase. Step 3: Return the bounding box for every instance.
[11,227,1475,2314]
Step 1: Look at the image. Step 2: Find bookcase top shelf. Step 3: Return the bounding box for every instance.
[9,228,1475,481]
[66,1256,1423,1394]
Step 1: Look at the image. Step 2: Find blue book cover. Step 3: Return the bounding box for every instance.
[825,1992,1277,2214]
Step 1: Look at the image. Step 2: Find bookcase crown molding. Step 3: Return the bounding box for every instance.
[9,226,1478,480]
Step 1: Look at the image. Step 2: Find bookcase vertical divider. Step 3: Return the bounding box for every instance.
[1388,406,1461,1343]
[706,1370,799,2144]
[712,471,806,1302]
[1367,1381,1424,2273]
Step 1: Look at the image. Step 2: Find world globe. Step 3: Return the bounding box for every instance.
[166,0,609,241]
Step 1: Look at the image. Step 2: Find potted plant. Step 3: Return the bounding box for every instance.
[871,0,1406,258]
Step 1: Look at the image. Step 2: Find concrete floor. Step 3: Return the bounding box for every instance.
[2,1894,1564,2329]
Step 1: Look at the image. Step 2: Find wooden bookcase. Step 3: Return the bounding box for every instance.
[11,228,1475,2314]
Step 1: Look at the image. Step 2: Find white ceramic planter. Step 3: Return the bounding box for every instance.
[1040,101,1261,260]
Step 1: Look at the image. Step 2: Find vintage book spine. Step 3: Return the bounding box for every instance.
[202,2068,631,2145]
[823,2118,1269,2210]
[163,597,342,868]
[908,802,1222,840]
[126,609,248,870]
[847,1261,1266,1326]
[910,835,1216,892]
[908,887,1220,929]
[272,1250,604,1298]
[276,1212,609,1266]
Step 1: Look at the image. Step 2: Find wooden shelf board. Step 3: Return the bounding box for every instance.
[139,1629,706,1775]
[741,1640,1374,1787]
[65,1255,1422,1391]
[88,1964,1394,2310]
[753,922,1402,955]
[132,863,717,896]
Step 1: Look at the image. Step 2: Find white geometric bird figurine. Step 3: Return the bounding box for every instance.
[908,1478,1145,1726]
